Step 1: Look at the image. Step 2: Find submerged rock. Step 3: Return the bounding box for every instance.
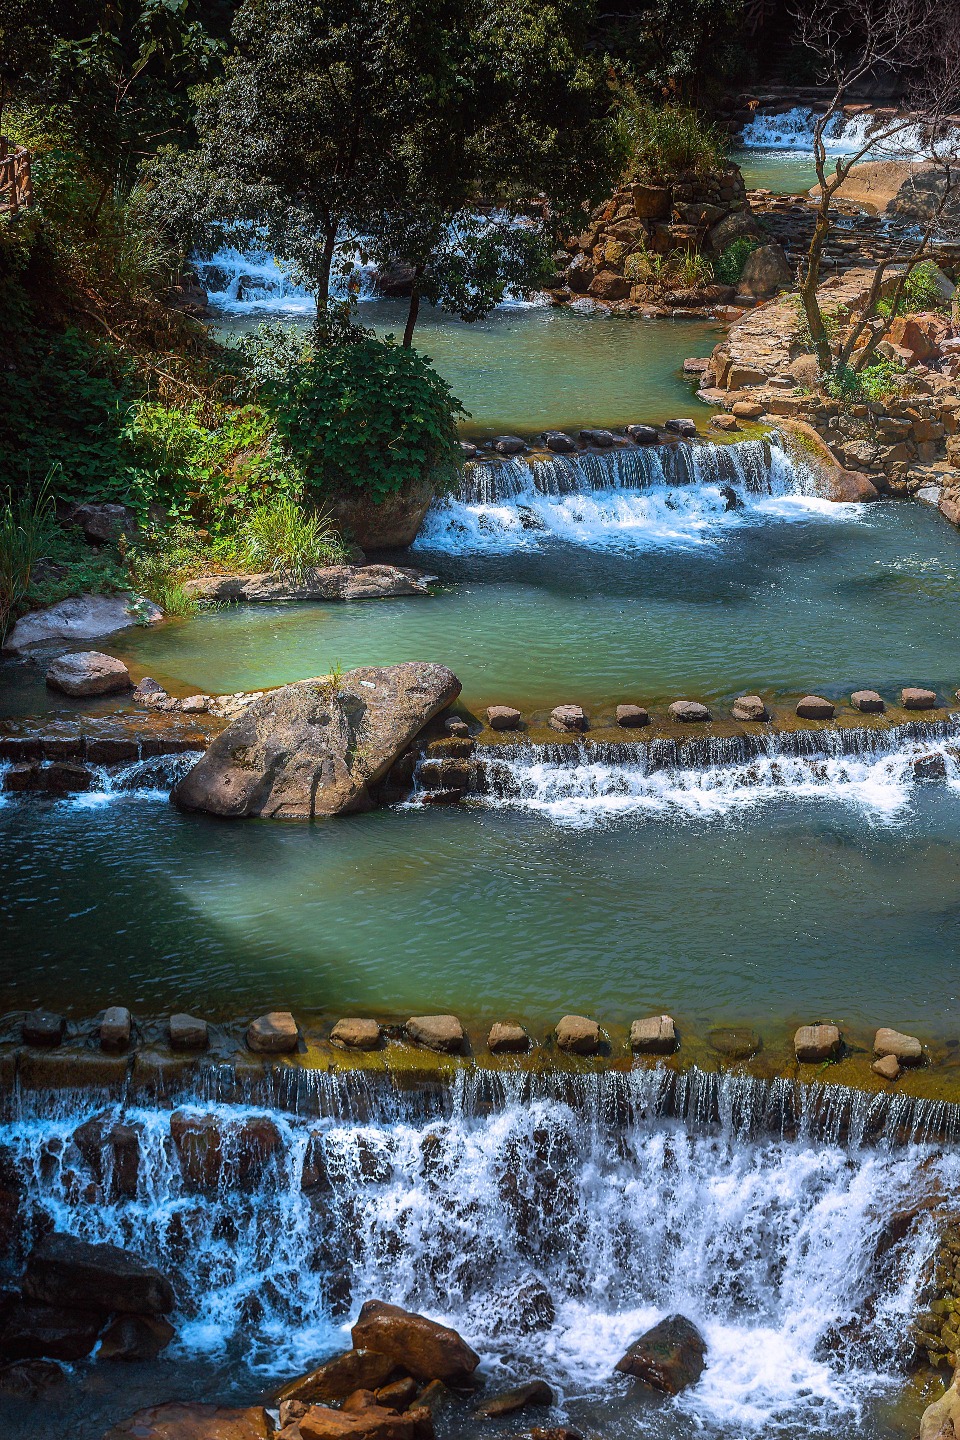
[555,1015,602,1055]
[172,663,461,820]
[351,1299,481,1384]
[476,1380,554,1417]
[615,1313,707,1394]
[103,1402,271,1439]
[183,566,433,604]
[405,1016,465,1054]
[708,1026,761,1060]
[46,651,131,698]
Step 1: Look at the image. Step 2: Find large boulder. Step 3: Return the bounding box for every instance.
[68,503,136,545]
[172,663,461,820]
[615,1314,707,1394]
[2,592,161,654]
[103,1403,271,1440]
[297,1400,422,1440]
[182,566,433,604]
[46,651,132,698]
[22,1233,173,1315]
[0,1300,106,1362]
[776,420,878,502]
[277,1350,399,1406]
[326,481,437,549]
[921,1378,960,1440]
[737,243,792,300]
[350,1300,480,1384]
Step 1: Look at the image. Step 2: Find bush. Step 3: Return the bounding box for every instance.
[623,243,713,293]
[242,496,345,578]
[271,338,467,502]
[876,260,950,320]
[823,358,907,404]
[714,238,758,286]
[621,100,726,181]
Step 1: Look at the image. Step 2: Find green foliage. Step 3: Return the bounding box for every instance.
[0,483,57,638]
[714,237,758,286]
[273,338,467,502]
[623,242,713,292]
[242,496,345,579]
[876,261,949,320]
[620,99,726,181]
[823,358,907,405]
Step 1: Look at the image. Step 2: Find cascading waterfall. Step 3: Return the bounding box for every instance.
[0,753,201,809]
[413,437,838,554]
[418,721,960,825]
[193,244,379,315]
[739,106,951,157]
[1,1067,956,1437]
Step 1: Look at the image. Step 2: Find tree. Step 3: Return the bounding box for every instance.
[794,0,960,376]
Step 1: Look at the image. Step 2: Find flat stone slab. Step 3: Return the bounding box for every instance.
[405,1015,465,1053]
[902,687,937,709]
[630,1015,677,1055]
[330,1018,381,1050]
[182,565,433,604]
[851,690,885,712]
[46,652,131,698]
[669,700,711,723]
[874,1027,923,1064]
[794,1024,841,1062]
[247,1012,299,1053]
[796,695,835,720]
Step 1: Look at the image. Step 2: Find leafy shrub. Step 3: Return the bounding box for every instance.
[621,100,726,181]
[714,238,758,286]
[876,260,949,320]
[823,358,907,404]
[623,243,713,293]
[242,496,345,579]
[272,338,467,502]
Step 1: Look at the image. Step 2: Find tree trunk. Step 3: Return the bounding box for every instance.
[402,264,424,348]
[316,225,337,311]
[799,206,834,376]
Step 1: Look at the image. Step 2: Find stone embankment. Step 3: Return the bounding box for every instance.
[182,564,435,604]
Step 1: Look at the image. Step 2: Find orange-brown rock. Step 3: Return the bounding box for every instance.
[276,1350,399,1405]
[351,1300,480,1384]
[102,1402,271,1439]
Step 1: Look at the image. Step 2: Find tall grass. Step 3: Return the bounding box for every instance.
[621,100,726,181]
[242,497,346,581]
[0,486,56,640]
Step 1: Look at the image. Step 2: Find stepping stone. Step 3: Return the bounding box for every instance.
[579,428,615,447]
[708,1026,761,1060]
[247,1011,299,1053]
[630,1015,677,1055]
[851,690,885,712]
[486,706,522,731]
[669,700,711,723]
[46,652,132,698]
[330,1018,381,1050]
[902,687,936,709]
[616,704,650,728]
[874,1027,923,1065]
[542,431,575,453]
[549,705,588,732]
[732,695,768,722]
[487,1022,531,1054]
[22,1010,65,1047]
[168,1014,208,1051]
[405,1015,465,1053]
[794,1024,841,1062]
[873,1054,900,1081]
[627,424,658,444]
[796,695,834,720]
[100,1006,132,1052]
[445,718,470,737]
[493,435,526,455]
[555,1015,602,1055]
[665,418,697,436]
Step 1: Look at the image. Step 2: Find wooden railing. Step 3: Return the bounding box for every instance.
[0,139,32,217]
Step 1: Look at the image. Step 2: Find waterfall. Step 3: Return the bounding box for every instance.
[194,244,380,315]
[416,721,960,825]
[0,1068,954,1435]
[739,106,949,158]
[414,437,849,555]
[0,753,201,809]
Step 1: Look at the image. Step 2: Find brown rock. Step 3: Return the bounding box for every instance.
[103,1402,271,1440]
[549,705,588,733]
[555,1015,602,1055]
[668,700,711,723]
[276,1350,399,1406]
[710,413,740,431]
[873,1054,900,1082]
[376,1378,420,1411]
[169,1013,208,1050]
[487,1022,531,1054]
[405,1016,465,1053]
[616,704,650,728]
[630,1016,677,1055]
[708,1026,760,1059]
[476,1380,554,1417]
[22,1233,173,1315]
[331,1019,382,1050]
[169,1111,223,1191]
[298,1402,419,1440]
[73,1114,140,1198]
[794,1024,841,1062]
[737,243,792,300]
[98,1313,175,1362]
[589,271,631,302]
[351,1299,480,1384]
[22,1011,64,1047]
[851,690,885,713]
[615,1314,707,1394]
[0,1300,105,1361]
[247,1012,299,1053]
[874,1028,923,1064]
[902,687,937,709]
[726,364,767,390]
[42,762,92,795]
[173,664,462,820]
[485,706,522,731]
[630,183,671,219]
[731,695,768,722]
[796,696,834,720]
[731,400,764,420]
[45,651,131,698]
[99,1006,132,1052]
[326,482,436,550]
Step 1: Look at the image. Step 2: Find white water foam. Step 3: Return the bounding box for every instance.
[466,735,960,827]
[0,754,201,810]
[1,1079,952,1437]
[740,106,951,158]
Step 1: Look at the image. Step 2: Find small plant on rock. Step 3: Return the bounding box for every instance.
[714,238,758,287]
[242,496,345,580]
